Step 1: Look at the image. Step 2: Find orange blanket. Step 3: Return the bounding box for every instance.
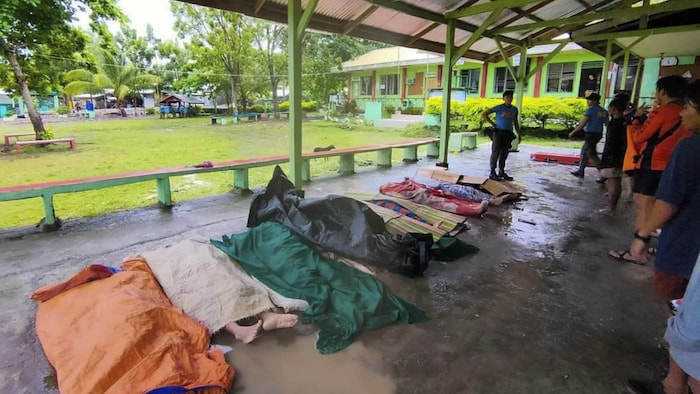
[31,257,234,394]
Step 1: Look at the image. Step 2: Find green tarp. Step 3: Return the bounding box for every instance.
[211,221,429,354]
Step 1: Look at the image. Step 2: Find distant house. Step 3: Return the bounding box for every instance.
[0,92,14,118]
[159,93,205,108]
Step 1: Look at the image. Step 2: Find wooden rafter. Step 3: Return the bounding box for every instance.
[405,23,440,46]
[343,5,378,35]
[254,0,267,14]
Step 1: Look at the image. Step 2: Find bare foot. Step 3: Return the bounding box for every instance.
[259,311,299,331]
[225,320,263,344]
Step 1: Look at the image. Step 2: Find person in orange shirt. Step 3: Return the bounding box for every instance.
[609,75,691,263]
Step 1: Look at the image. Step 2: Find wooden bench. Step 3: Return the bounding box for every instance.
[0,138,438,231]
[15,138,76,154]
[4,133,35,147]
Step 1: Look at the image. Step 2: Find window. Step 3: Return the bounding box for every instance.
[494,67,515,93]
[459,69,480,94]
[379,74,399,95]
[360,76,373,95]
[547,62,576,93]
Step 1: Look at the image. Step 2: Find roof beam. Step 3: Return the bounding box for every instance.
[494,0,697,34]
[253,0,267,14]
[492,1,550,30]
[405,22,440,46]
[296,0,319,41]
[452,9,504,64]
[444,0,543,19]
[364,0,523,46]
[343,5,378,35]
[533,23,700,44]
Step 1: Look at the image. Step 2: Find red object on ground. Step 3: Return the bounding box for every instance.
[530,152,595,167]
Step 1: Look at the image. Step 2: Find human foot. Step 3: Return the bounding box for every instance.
[225,320,263,344]
[259,311,299,331]
[597,208,614,216]
[498,171,514,181]
[570,170,584,178]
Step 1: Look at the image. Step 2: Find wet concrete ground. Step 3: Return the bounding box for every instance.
[0,143,668,393]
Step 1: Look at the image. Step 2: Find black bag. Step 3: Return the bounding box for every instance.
[636,119,682,168]
[389,232,433,277]
[482,126,495,141]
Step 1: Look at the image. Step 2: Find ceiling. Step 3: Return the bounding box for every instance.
[178,0,700,62]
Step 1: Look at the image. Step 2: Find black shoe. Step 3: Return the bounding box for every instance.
[498,172,514,181]
[596,176,606,184]
[570,170,584,178]
[489,171,501,181]
[624,379,665,394]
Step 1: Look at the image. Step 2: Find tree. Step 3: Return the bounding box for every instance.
[249,20,287,114]
[0,0,122,138]
[63,50,160,116]
[171,3,255,116]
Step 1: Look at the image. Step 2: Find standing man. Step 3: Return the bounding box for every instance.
[569,93,608,178]
[482,90,521,181]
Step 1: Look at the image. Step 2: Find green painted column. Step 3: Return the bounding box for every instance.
[338,154,355,174]
[426,142,439,157]
[288,0,303,190]
[402,146,418,162]
[438,19,456,168]
[156,177,172,206]
[621,48,631,90]
[600,40,612,105]
[233,169,249,190]
[41,194,58,230]
[377,148,392,167]
[301,158,311,181]
[511,46,527,152]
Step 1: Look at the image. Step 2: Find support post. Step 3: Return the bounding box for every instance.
[301,158,311,181]
[437,18,456,168]
[288,0,304,190]
[338,154,355,174]
[377,148,392,167]
[156,177,172,206]
[233,169,249,190]
[601,40,613,104]
[41,193,59,231]
[511,45,528,152]
[402,146,418,162]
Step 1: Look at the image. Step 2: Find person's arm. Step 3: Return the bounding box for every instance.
[482,109,495,127]
[629,108,664,144]
[630,199,678,259]
[568,116,589,138]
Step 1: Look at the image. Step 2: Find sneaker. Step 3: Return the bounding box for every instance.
[595,176,606,184]
[624,379,664,394]
[489,171,501,181]
[570,170,584,178]
[498,172,514,181]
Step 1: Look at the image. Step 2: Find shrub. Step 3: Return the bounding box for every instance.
[279,101,290,111]
[5,109,14,117]
[382,103,395,118]
[301,100,318,112]
[250,104,266,113]
[340,99,359,115]
[40,126,55,140]
[145,107,156,115]
[401,106,423,115]
[56,106,70,115]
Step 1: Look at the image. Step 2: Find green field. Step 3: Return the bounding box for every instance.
[0,116,578,229]
[0,117,425,229]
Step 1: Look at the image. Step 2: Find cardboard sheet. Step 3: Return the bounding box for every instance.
[415,167,523,197]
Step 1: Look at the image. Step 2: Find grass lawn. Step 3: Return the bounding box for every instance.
[0,116,432,229]
[0,116,578,230]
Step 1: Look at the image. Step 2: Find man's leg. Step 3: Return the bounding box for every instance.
[498,135,513,180]
[663,356,690,394]
[586,136,602,169]
[606,176,622,212]
[489,134,501,179]
[572,141,588,176]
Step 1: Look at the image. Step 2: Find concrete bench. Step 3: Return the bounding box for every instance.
[0,138,438,231]
[15,138,76,154]
[4,133,34,147]
[211,116,228,125]
[234,113,262,122]
[448,132,478,152]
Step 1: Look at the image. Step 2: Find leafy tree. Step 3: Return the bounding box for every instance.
[171,3,255,116]
[115,24,160,73]
[249,20,287,113]
[0,0,122,138]
[63,50,159,116]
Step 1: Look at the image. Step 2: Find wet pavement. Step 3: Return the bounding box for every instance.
[0,143,668,393]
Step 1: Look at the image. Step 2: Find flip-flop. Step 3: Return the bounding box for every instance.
[608,250,647,265]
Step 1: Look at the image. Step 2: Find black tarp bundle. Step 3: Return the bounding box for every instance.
[247,166,432,277]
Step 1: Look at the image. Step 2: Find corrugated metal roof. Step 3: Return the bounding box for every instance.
[178,0,700,60]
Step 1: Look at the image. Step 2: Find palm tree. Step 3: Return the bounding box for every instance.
[64,50,159,116]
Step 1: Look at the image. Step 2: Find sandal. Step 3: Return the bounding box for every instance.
[608,250,647,265]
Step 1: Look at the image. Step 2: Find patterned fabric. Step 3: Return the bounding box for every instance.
[434,182,492,202]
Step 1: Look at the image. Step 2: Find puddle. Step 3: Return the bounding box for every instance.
[221,329,395,394]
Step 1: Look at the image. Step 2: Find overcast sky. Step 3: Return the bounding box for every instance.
[74,0,176,40]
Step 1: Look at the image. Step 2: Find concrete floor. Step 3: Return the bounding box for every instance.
[0,143,668,394]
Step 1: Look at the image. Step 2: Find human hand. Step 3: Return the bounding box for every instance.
[634,103,650,117]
